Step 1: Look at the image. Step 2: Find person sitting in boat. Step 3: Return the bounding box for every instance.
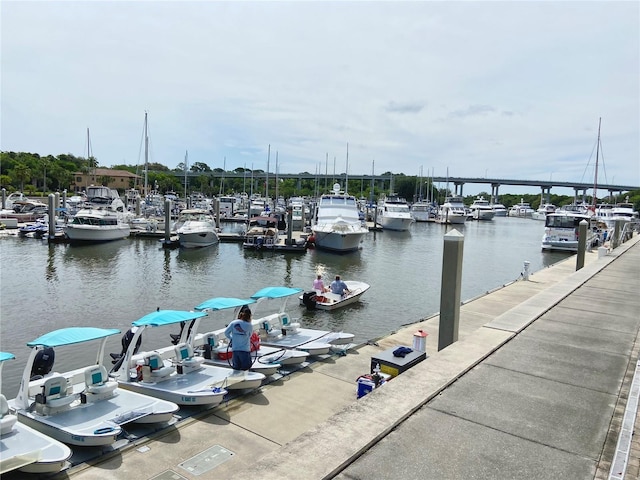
[224,306,253,371]
[313,274,328,293]
[330,275,350,297]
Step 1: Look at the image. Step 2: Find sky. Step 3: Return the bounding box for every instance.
[1,1,639,196]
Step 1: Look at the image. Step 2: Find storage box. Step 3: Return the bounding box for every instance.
[370,346,426,378]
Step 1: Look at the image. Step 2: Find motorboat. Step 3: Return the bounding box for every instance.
[541,212,598,252]
[192,297,309,376]
[243,216,280,250]
[300,280,370,311]
[173,208,219,248]
[8,327,178,447]
[468,196,495,221]
[310,183,369,253]
[376,194,413,231]
[531,203,556,221]
[436,196,467,224]
[491,202,508,217]
[0,199,48,223]
[251,286,355,356]
[0,352,72,474]
[111,310,265,405]
[63,186,131,243]
[410,201,436,222]
[508,199,535,217]
[597,200,638,229]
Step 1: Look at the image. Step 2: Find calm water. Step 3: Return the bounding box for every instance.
[0,217,569,395]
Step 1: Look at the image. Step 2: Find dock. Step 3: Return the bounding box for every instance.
[18,234,637,480]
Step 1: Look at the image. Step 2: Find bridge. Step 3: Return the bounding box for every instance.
[174,171,638,198]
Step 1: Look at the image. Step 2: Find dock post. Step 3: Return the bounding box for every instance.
[612,219,624,248]
[438,228,464,351]
[301,204,306,231]
[287,207,293,245]
[1,188,5,209]
[48,194,56,239]
[576,219,587,270]
[164,200,171,244]
[214,197,220,229]
[136,196,141,216]
[62,189,67,210]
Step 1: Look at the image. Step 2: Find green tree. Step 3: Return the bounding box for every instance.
[12,163,31,192]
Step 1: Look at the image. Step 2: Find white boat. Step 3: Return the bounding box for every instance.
[300,280,371,311]
[251,287,355,356]
[531,203,557,221]
[112,310,265,405]
[64,186,131,242]
[311,183,369,253]
[468,196,495,221]
[508,199,535,217]
[491,202,508,217]
[410,201,436,222]
[8,327,178,447]
[541,212,597,252]
[597,200,638,229]
[0,352,72,474]
[436,196,467,224]
[192,297,309,376]
[376,194,413,231]
[173,208,219,248]
[243,216,280,250]
[0,199,48,223]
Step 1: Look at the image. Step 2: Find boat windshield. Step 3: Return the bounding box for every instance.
[545,216,586,228]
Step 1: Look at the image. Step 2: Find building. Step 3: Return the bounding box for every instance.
[71,168,140,193]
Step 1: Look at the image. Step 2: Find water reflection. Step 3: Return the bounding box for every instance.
[45,244,58,283]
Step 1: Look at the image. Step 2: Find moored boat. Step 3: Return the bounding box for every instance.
[173,208,219,248]
[436,196,467,224]
[376,194,413,231]
[541,211,598,252]
[468,196,495,221]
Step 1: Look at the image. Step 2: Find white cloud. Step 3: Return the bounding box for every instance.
[1,0,638,195]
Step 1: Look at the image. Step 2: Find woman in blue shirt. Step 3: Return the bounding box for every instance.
[224,306,253,370]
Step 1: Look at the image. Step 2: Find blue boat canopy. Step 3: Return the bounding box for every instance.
[133,310,207,327]
[0,352,15,362]
[250,286,303,300]
[194,297,256,312]
[27,327,121,347]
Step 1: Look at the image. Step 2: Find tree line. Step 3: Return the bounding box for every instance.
[1,150,638,211]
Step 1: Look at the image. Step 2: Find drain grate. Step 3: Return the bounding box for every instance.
[178,445,235,475]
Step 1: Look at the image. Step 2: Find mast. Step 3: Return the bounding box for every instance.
[184,150,188,200]
[592,117,601,209]
[275,151,279,202]
[345,142,349,194]
[265,144,270,201]
[144,112,149,198]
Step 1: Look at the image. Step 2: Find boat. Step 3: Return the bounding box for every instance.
[531,203,556,221]
[0,199,48,223]
[111,310,265,405]
[8,327,179,446]
[410,201,436,222]
[243,216,280,250]
[63,186,131,243]
[310,183,369,253]
[192,297,309,376]
[468,196,495,221]
[173,208,219,248]
[251,286,355,356]
[376,194,413,231]
[491,202,508,217]
[541,212,598,252]
[508,199,535,217]
[597,200,638,229]
[436,196,467,224]
[300,280,370,311]
[0,352,72,474]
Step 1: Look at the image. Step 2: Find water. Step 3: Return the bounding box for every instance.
[0,217,570,395]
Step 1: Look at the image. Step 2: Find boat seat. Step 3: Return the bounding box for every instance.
[38,374,75,411]
[174,343,204,373]
[145,353,174,382]
[83,365,117,400]
[0,394,17,435]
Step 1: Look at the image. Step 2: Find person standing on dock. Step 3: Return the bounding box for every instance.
[224,306,253,370]
[330,275,350,296]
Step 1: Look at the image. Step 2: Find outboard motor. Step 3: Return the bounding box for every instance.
[302,291,318,310]
[30,347,55,380]
[110,327,142,372]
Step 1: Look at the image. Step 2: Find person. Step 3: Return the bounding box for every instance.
[224,306,253,371]
[330,275,350,296]
[313,274,327,293]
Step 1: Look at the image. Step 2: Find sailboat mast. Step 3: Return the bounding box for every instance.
[184,150,188,200]
[266,144,270,200]
[345,142,349,194]
[144,112,149,198]
[592,117,601,208]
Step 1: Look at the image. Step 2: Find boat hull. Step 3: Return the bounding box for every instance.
[300,281,370,311]
[64,225,130,243]
[178,231,219,248]
[0,422,72,474]
[311,229,366,253]
[377,217,413,231]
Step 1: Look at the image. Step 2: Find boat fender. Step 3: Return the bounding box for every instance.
[250,331,261,352]
[94,427,117,434]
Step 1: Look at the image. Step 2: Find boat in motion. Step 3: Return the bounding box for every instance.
[8,327,178,447]
[376,194,413,231]
[111,310,265,405]
[173,208,219,248]
[300,280,370,311]
[0,352,72,475]
[63,186,131,243]
[310,183,369,253]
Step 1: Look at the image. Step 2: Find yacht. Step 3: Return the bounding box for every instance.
[63,186,131,243]
[491,202,508,217]
[173,208,219,248]
[376,194,413,231]
[468,196,495,221]
[310,183,369,253]
[531,203,556,221]
[436,196,467,225]
[508,199,535,217]
[541,211,597,252]
[410,201,435,222]
[597,200,638,229]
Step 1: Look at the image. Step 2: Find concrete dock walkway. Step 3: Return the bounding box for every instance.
[30,235,639,480]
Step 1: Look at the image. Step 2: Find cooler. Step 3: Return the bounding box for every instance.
[370,346,426,378]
